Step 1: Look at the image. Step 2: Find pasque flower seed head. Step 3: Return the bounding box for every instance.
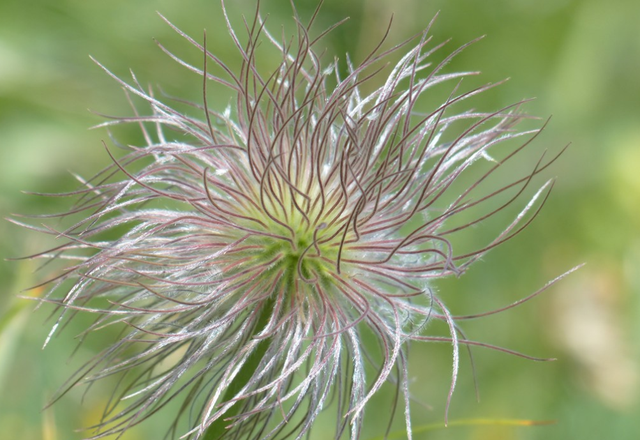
[14,1,571,439]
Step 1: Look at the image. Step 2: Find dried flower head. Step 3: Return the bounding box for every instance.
[15,2,570,439]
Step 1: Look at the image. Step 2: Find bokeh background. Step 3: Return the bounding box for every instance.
[1,0,639,439]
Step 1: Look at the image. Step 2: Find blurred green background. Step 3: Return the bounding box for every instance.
[1,0,639,439]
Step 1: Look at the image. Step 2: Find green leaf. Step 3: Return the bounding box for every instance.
[367,418,556,440]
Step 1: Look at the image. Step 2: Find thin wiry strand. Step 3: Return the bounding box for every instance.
[15,2,570,439]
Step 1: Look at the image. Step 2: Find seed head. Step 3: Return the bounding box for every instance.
[15,2,568,439]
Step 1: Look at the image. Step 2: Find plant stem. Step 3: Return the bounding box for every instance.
[203,298,274,440]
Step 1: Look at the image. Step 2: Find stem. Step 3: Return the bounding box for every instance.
[203,298,275,440]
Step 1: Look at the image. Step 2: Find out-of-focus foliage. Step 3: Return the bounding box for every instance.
[1,0,638,439]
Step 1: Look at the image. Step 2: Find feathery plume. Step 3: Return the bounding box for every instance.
[14,1,569,439]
